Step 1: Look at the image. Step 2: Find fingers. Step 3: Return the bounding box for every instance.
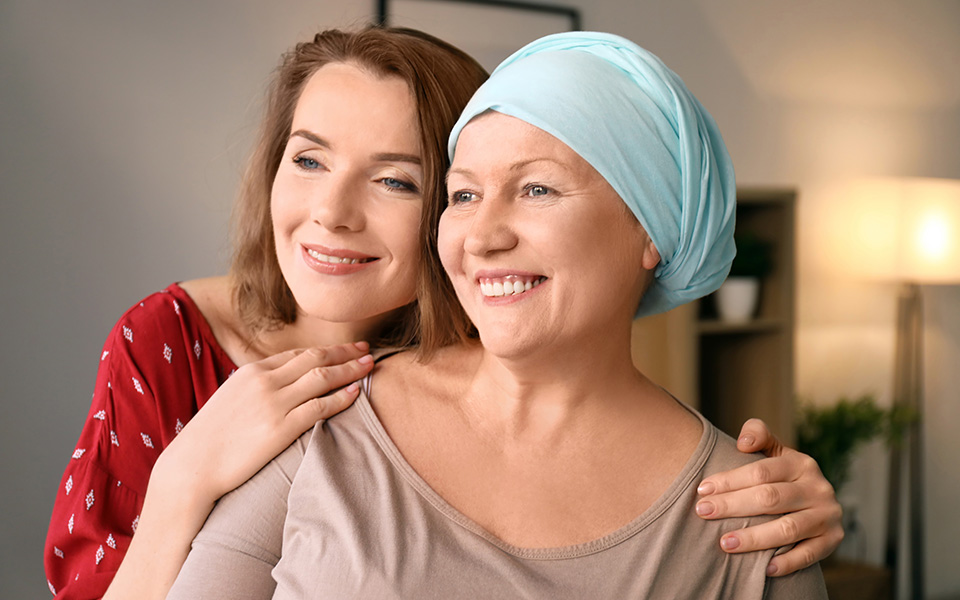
[249,347,308,370]
[735,418,784,457]
[282,354,374,409]
[698,454,802,498]
[286,381,362,432]
[766,530,844,577]
[707,488,843,575]
[717,514,843,577]
[696,480,810,521]
[270,342,370,387]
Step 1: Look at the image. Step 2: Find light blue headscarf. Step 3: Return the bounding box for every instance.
[447,32,737,317]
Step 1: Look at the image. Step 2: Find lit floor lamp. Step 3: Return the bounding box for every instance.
[881,178,960,600]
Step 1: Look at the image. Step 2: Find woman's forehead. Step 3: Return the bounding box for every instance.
[291,63,420,155]
[452,112,604,183]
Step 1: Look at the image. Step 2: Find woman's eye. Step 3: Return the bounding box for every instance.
[526,185,551,197]
[449,190,477,204]
[292,155,321,171]
[381,177,419,194]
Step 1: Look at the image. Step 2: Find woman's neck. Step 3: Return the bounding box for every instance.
[179,275,406,366]
[251,308,398,358]
[451,328,659,446]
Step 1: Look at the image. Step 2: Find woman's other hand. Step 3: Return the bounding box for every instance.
[695,418,843,576]
[154,341,374,505]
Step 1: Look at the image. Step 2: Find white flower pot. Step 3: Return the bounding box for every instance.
[716,277,760,323]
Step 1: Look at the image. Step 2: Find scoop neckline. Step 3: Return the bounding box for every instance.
[354,382,717,560]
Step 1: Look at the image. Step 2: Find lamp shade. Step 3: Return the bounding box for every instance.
[841,177,960,284]
[892,178,960,283]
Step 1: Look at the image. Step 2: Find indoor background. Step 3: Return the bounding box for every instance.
[1,0,958,598]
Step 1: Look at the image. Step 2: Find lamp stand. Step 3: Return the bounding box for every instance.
[885,282,925,599]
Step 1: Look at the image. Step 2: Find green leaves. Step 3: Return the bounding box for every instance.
[796,394,918,492]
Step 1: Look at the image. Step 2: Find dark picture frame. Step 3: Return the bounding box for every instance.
[376,0,581,71]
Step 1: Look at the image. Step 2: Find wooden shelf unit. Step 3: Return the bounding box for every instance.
[631,187,797,443]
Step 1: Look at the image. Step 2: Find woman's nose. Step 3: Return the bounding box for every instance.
[463,195,518,256]
[311,175,365,232]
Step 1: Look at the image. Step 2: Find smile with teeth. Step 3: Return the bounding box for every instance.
[306,248,374,265]
[479,275,546,298]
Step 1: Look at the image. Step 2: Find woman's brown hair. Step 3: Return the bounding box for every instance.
[230,26,485,356]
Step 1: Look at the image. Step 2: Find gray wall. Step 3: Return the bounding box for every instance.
[2,1,958,598]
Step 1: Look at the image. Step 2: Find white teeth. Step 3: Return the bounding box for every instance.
[306,249,367,265]
[479,276,546,298]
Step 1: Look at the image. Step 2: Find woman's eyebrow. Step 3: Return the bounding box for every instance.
[446,166,473,184]
[509,157,564,172]
[289,129,329,147]
[373,152,421,165]
[289,130,419,166]
[446,157,562,182]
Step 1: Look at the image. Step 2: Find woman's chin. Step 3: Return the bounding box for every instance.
[297,300,412,328]
[475,330,545,362]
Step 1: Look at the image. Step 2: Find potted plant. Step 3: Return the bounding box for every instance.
[796,394,916,493]
[795,394,917,564]
[716,232,773,322]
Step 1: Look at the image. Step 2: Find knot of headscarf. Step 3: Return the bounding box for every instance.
[447,31,737,317]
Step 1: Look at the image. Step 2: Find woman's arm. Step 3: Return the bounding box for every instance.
[45,290,219,599]
[696,419,844,577]
[165,423,313,600]
[102,344,372,600]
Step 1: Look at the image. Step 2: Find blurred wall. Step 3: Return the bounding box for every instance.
[2,1,958,598]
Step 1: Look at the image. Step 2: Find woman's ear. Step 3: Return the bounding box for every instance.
[640,237,661,271]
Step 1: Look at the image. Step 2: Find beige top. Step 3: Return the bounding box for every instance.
[169,381,826,599]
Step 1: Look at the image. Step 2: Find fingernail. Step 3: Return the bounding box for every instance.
[766,563,779,576]
[344,382,359,394]
[721,535,740,551]
[738,434,755,447]
[697,481,716,496]
[696,501,715,517]
[358,354,374,365]
[354,341,369,351]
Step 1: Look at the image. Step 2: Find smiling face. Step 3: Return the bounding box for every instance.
[440,112,661,359]
[271,62,423,324]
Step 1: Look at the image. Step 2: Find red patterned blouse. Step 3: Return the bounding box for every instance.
[44,283,237,599]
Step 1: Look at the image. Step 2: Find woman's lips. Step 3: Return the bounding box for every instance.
[473,270,548,301]
[301,244,378,275]
[478,275,546,298]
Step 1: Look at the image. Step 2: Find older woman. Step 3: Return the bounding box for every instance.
[168,32,828,599]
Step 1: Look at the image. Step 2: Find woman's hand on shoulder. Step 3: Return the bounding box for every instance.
[153,341,374,506]
[695,418,843,577]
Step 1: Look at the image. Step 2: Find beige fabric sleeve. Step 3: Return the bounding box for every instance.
[166,428,312,600]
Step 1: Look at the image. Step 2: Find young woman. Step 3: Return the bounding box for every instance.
[46,26,840,600]
[45,27,486,599]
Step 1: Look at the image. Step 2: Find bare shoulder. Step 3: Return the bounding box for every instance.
[374,343,479,390]
[369,343,481,423]
[178,276,232,313]
[178,276,254,364]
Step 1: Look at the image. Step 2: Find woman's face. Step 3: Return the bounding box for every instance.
[440,112,660,359]
[272,62,423,324]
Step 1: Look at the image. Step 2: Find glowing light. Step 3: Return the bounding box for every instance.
[915,213,950,261]
[837,178,960,284]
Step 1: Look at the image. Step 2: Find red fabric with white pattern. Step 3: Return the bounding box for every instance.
[44,284,237,599]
